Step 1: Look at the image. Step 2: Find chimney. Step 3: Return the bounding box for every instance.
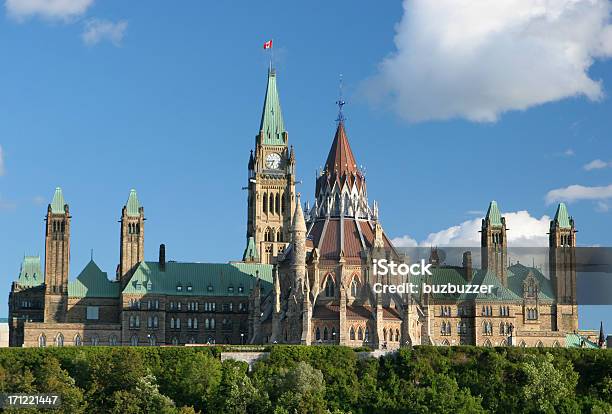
[463,251,473,282]
[159,244,166,272]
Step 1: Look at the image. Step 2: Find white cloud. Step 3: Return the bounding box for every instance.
[363,0,612,122]
[545,184,612,204]
[584,159,611,170]
[5,0,94,21]
[392,210,550,247]
[0,145,4,176]
[595,201,610,212]
[82,19,127,46]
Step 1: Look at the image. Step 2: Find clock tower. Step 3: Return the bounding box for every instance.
[244,69,296,264]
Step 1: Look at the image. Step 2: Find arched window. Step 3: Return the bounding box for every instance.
[331,327,336,340]
[55,333,64,347]
[365,328,370,342]
[131,335,139,346]
[553,341,560,348]
[109,335,117,346]
[74,334,82,346]
[519,340,526,348]
[170,317,175,329]
[149,335,157,346]
[176,318,181,329]
[91,335,99,346]
[210,318,215,329]
[275,194,280,215]
[188,318,193,329]
[500,322,506,335]
[153,316,159,328]
[484,339,492,347]
[383,328,387,341]
[38,334,46,348]
[442,339,450,346]
[282,192,287,213]
[324,275,335,297]
[270,193,275,215]
[323,327,329,341]
[536,341,544,348]
[357,327,363,340]
[350,326,355,340]
[396,329,400,341]
[500,339,507,347]
[172,337,179,346]
[351,278,359,297]
[277,230,282,242]
[193,318,198,329]
[263,193,268,214]
[316,327,321,341]
[264,227,272,242]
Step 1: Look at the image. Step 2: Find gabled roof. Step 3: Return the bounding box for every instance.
[554,203,571,229]
[123,261,273,296]
[242,237,259,262]
[259,69,286,146]
[68,260,121,298]
[566,333,598,349]
[17,256,43,287]
[126,189,141,217]
[507,263,555,301]
[485,200,502,226]
[471,269,522,301]
[50,187,66,214]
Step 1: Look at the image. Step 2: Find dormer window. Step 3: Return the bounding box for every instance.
[238,286,244,293]
[228,285,234,293]
[187,285,193,292]
[176,285,182,292]
[207,284,213,292]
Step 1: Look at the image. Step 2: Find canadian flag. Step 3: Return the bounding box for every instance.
[263,40,273,49]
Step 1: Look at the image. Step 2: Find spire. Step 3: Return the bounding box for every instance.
[485,200,502,226]
[126,189,141,217]
[554,203,571,229]
[598,321,605,348]
[292,194,307,233]
[242,236,259,262]
[325,121,358,175]
[50,187,66,214]
[259,69,286,146]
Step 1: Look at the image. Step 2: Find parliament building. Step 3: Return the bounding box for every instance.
[8,69,597,349]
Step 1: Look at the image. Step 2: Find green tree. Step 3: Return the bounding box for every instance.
[275,361,327,414]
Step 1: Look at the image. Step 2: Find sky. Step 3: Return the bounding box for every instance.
[1,0,611,330]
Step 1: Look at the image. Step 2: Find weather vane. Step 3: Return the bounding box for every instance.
[336,74,346,122]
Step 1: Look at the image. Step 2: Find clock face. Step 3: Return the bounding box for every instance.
[265,153,282,169]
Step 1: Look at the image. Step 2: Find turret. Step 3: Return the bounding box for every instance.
[481,201,508,286]
[119,189,144,288]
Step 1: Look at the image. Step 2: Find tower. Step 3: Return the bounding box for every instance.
[549,202,578,330]
[44,187,70,322]
[119,189,144,287]
[246,69,296,264]
[481,200,508,286]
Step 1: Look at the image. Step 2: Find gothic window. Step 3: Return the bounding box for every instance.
[275,194,280,215]
[441,339,450,346]
[324,275,335,297]
[176,318,181,329]
[331,327,336,340]
[536,341,544,348]
[365,328,370,342]
[270,193,275,215]
[211,318,215,329]
[109,335,117,346]
[188,318,193,329]
[263,193,268,214]
[519,340,526,347]
[277,230,282,242]
[316,327,321,341]
[282,192,287,213]
[350,326,355,340]
[172,337,178,346]
[91,335,99,346]
[383,328,387,341]
[193,318,198,329]
[323,327,329,341]
[74,334,82,346]
[38,334,46,348]
[395,329,400,341]
[148,316,153,328]
[357,327,363,340]
[264,227,272,242]
[484,339,492,347]
[500,322,506,335]
[55,333,64,347]
[131,335,138,346]
[351,277,359,297]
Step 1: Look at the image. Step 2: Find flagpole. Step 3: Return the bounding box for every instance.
[271,38,274,71]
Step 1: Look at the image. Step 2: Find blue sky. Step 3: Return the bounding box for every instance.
[1,0,611,330]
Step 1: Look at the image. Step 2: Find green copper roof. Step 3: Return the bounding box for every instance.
[485,201,502,226]
[259,69,286,146]
[126,189,141,217]
[50,187,66,214]
[17,256,43,288]
[472,269,522,301]
[554,203,571,229]
[68,260,121,298]
[507,263,554,301]
[123,261,273,296]
[566,333,598,349]
[242,237,259,262]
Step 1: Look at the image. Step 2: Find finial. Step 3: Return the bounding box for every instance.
[91,248,94,260]
[336,74,346,122]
